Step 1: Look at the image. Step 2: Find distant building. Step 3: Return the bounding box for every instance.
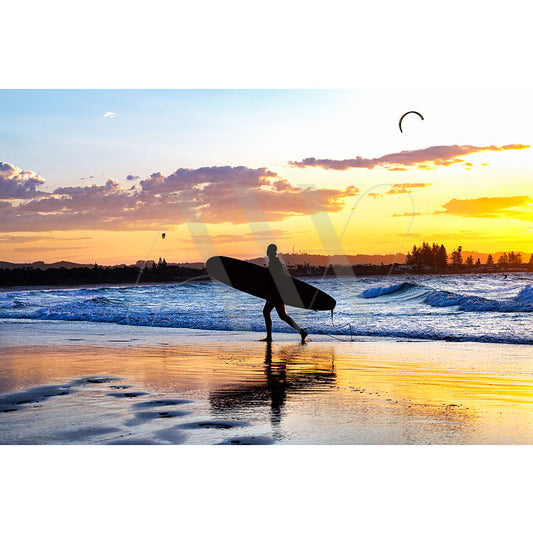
[135,260,155,269]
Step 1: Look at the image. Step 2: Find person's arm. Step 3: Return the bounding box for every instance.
[269,257,286,277]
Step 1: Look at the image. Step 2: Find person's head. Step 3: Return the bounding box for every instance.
[266,243,277,259]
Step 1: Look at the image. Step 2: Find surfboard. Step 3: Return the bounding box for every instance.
[206,256,336,311]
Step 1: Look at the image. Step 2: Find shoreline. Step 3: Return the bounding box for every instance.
[3,317,533,347]
[1,319,532,445]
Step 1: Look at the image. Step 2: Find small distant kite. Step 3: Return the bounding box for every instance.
[399,111,424,133]
[161,233,166,239]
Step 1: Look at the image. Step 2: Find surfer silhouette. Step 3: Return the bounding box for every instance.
[260,244,308,343]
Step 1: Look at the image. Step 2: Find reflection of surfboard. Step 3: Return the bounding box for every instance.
[206,256,336,311]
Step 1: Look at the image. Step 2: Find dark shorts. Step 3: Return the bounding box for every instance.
[266,274,283,305]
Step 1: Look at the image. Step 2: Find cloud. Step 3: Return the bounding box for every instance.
[391,212,422,217]
[0,162,47,199]
[0,165,360,232]
[12,245,90,253]
[136,166,358,224]
[104,112,117,118]
[126,174,140,181]
[139,166,278,194]
[196,184,358,224]
[408,230,489,241]
[368,183,431,199]
[436,196,533,219]
[0,235,93,244]
[0,235,46,244]
[190,229,293,245]
[289,144,530,171]
[21,179,134,215]
[387,183,431,195]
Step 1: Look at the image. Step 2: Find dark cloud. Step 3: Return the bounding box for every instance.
[289,144,530,171]
[0,162,47,199]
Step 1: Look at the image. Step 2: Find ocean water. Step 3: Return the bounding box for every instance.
[1,272,533,344]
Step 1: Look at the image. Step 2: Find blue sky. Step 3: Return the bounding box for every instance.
[3,89,532,192]
[1,90,364,187]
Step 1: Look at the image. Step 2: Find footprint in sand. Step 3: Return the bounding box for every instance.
[0,376,128,415]
[107,438,161,445]
[132,399,194,409]
[106,391,149,398]
[217,436,275,445]
[0,384,77,413]
[53,426,122,442]
[178,420,249,430]
[68,375,122,386]
[125,410,192,427]
[153,427,188,444]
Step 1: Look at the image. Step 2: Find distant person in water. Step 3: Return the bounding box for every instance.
[260,244,308,343]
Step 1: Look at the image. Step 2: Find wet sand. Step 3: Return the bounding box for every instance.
[1,320,532,444]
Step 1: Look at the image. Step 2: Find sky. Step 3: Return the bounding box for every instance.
[1,89,532,264]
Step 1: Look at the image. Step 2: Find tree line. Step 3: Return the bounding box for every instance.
[405,242,448,269]
[0,260,207,287]
[406,242,533,270]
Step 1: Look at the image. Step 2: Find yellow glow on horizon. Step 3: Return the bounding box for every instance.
[2,198,533,265]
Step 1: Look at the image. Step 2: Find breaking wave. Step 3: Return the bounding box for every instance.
[359,282,420,299]
[358,281,533,313]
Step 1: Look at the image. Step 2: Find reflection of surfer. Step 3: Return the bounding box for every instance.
[260,244,308,343]
[264,343,286,435]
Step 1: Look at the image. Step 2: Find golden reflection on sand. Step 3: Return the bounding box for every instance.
[1,338,532,444]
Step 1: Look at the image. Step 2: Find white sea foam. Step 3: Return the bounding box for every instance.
[425,289,533,312]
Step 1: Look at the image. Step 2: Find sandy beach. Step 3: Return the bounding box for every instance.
[1,319,532,445]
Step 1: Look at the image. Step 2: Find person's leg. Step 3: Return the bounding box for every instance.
[275,304,308,342]
[261,301,275,341]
